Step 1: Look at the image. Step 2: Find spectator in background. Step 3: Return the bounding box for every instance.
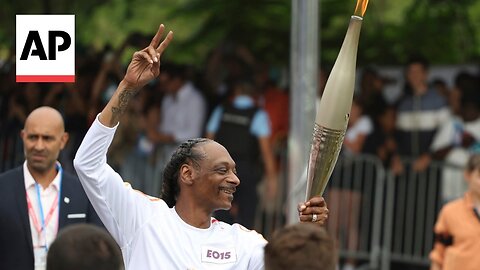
[358,66,388,119]
[47,224,123,270]
[88,47,124,126]
[203,43,256,115]
[327,97,372,270]
[1,84,42,171]
[426,75,480,202]
[43,83,90,174]
[429,153,480,270]
[343,98,373,156]
[395,55,450,171]
[107,84,155,192]
[206,78,277,229]
[145,62,207,196]
[6,83,42,128]
[257,65,289,151]
[364,105,404,175]
[255,65,289,225]
[264,223,336,270]
[448,71,477,116]
[0,106,103,270]
[431,78,450,101]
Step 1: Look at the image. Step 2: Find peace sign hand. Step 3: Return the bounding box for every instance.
[124,24,173,89]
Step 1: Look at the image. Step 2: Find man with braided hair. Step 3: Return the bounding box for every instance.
[74,24,329,270]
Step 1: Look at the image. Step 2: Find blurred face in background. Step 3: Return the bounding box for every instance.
[159,72,183,95]
[379,107,397,133]
[406,63,428,93]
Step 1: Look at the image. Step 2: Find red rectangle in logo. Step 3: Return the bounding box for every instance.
[16,75,75,83]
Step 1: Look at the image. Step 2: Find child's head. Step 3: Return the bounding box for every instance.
[464,154,480,196]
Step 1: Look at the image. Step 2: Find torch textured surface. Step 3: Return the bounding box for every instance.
[306,123,346,198]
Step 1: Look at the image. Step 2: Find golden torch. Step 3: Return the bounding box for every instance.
[305,0,369,199]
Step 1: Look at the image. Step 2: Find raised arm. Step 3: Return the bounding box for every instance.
[100,24,173,127]
[74,25,173,260]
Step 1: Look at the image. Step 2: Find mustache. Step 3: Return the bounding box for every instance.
[31,151,47,156]
[219,185,237,193]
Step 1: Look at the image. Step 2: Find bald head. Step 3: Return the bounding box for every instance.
[25,106,65,132]
[21,106,68,179]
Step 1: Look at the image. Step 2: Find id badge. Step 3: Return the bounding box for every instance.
[34,246,47,270]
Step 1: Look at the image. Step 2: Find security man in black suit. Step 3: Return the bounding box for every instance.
[0,106,104,270]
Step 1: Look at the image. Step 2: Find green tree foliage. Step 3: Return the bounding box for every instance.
[320,0,479,65]
[1,0,480,66]
[166,0,291,65]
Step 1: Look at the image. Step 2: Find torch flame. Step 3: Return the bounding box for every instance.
[354,0,369,17]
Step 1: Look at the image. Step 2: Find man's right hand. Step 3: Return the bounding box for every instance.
[123,24,173,90]
[99,24,173,127]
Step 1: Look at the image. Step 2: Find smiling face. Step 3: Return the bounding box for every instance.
[190,141,241,212]
[21,107,68,177]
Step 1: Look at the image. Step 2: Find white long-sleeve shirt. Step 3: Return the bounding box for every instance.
[74,116,266,269]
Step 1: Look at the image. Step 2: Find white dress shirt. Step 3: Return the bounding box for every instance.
[24,161,61,270]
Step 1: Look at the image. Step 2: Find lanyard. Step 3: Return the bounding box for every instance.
[26,163,63,251]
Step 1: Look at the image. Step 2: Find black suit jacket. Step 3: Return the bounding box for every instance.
[0,166,104,270]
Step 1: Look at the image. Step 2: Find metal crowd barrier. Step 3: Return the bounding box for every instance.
[381,159,465,270]
[254,141,290,238]
[324,154,386,270]
[283,154,466,270]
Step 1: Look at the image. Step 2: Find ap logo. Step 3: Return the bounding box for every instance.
[16,15,75,83]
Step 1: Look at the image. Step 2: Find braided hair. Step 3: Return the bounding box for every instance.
[160,138,210,207]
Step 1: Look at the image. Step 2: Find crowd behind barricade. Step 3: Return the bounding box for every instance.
[1,38,480,270]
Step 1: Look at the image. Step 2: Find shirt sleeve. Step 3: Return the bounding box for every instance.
[241,225,267,270]
[429,206,449,266]
[358,116,373,135]
[250,109,271,138]
[430,119,455,152]
[206,106,224,134]
[74,115,165,253]
[247,246,265,270]
[435,106,451,127]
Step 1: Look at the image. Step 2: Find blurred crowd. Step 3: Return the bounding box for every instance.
[346,56,480,202]
[1,32,480,270]
[1,38,480,229]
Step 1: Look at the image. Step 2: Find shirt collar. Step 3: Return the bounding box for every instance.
[23,161,62,191]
